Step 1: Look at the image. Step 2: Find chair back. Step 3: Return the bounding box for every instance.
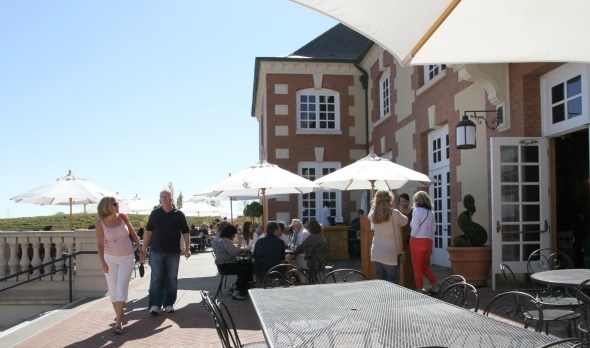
[323,269,367,284]
[527,248,573,274]
[500,263,519,291]
[574,278,590,338]
[327,241,342,268]
[306,242,330,270]
[438,274,466,295]
[200,291,236,348]
[263,263,307,288]
[437,282,479,312]
[483,291,544,332]
[538,337,590,347]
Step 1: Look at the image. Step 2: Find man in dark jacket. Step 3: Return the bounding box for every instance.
[253,222,286,281]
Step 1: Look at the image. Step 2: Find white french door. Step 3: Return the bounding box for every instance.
[298,162,341,224]
[491,137,551,289]
[428,126,451,267]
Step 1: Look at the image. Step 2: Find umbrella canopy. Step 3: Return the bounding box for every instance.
[10,170,120,230]
[121,194,155,213]
[180,201,229,217]
[196,160,320,227]
[313,153,432,197]
[290,0,590,66]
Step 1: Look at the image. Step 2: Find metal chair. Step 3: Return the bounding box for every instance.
[538,337,590,347]
[527,248,578,307]
[573,278,590,339]
[212,250,232,299]
[437,274,466,295]
[304,242,330,284]
[263,263,308,288]
[437,281,479,312]
[200,291,268,348]
[500,263,580,336]
[322,269,368,283]
[483,291,544,333]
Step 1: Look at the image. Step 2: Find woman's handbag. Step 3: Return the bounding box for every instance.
[391,213,405,264]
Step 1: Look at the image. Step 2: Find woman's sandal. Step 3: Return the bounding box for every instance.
[114,326,123,334]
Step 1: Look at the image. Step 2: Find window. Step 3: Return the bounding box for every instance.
[297,89,340,131]
[379,70,391,118]
[424,64,447,84]
[298,162,341,223]
[541,64,589,136]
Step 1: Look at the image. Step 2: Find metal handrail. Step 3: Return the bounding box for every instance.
[0,250,97,302]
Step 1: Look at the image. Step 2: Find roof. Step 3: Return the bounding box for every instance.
[289,23,373,61]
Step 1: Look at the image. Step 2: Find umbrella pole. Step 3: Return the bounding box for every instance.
[230,197,234,224]
[369,180,376,200]
[261,188,267,233]
[83,204,87,229]
[69,198,73,231]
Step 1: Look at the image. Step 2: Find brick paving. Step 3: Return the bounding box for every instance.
[3,252,569,347]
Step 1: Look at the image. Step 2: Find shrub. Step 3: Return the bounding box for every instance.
[452,194,488,247]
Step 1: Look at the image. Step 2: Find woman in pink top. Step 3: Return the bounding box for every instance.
[95,196,144,334]
[409,191,440,294]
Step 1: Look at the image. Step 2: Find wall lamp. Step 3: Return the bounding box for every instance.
[455,108,503,150]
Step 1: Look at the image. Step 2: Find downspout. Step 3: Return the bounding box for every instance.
[354,63,370,154]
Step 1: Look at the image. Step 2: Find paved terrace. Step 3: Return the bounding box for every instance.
[1,252,568,347]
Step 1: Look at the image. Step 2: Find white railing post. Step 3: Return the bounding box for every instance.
[40,238,52,281]
[30,241,42,277]
[0,239,7,278]
[73,229,107,298]
[18,237,31,280]
[7,239,19,279]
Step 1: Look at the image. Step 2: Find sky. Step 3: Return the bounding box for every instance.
[0,1,336,218]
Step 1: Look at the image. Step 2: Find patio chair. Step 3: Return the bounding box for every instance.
[538,337,590,347]
[483,291,544,333]
[437,281,479,312]
[322,269,368,283]
[437,274,466,295]
[304,242,330,284]
[527,249,578,307]
[200,291,268,348]
[212,251,232,299]
[263,263,307,288]
[573,278,590,339]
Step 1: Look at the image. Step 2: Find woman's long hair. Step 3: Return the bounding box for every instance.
[243,221,253,242]
[370,190,393,224]
[413,191,433,210]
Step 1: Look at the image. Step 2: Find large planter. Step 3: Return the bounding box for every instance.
[447,246,492,287]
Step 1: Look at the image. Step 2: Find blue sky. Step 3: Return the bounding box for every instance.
[0,1,335,218]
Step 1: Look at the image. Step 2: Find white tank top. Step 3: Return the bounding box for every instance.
[101,218,134,256]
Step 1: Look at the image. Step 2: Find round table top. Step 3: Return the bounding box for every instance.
[529,269,590,287]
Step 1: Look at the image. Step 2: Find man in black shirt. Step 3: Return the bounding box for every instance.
[253,222,286,281]
[142,189,190,315]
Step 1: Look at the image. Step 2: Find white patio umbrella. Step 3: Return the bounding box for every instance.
[122,194,155,213]
[180,201,229,217]
[290,0,590,66]
[196,160,320,228]
[313,153,433,199]
[10,170,121,230]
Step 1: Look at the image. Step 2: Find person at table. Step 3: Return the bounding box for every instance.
[368,190,408,284]
[292,219,329,270]
[290,219,309,247]
[253,221,286,281]
[398,193,416,289]
[277,222,291,246]
[410,190,440,294]
[213,224,254,300]
[95,196,144,334]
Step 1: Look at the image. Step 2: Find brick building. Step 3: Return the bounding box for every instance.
[252,24,589,288]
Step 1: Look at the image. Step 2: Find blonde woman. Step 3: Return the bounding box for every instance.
[95,196,144,334]
[368,190,408,283]
[409,191,440,293]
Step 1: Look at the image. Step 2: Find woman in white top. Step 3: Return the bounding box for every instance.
[368,190,408,283]
[95,196,144,334]
[409,191,440,293]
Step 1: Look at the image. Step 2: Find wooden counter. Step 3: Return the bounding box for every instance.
[323,225,350,260]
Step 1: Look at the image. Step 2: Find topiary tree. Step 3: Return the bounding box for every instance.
[452,194,488,247]
[243,201,263,221]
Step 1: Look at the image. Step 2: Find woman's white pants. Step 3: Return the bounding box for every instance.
[103,253,135,302]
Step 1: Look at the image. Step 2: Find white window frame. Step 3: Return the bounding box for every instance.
[379,68,391,118]
[541,63,590,136]
[429,125,450,171]
[297,161,341,223]
[424,64,447,84]
[296,88,340,132]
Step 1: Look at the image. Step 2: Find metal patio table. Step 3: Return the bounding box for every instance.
[249,280,558,348]
[530,269,590,287]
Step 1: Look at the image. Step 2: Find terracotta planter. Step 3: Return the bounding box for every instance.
[446,246,492,287]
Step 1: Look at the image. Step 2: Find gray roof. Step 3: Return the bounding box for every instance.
[289,23,373,61]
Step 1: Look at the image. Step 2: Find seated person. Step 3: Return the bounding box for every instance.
[277,222,291,246]
[253,221,286,281]
[213,224,254,300]
[291,219,329,270]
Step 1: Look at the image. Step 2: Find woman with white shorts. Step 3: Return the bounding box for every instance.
[95,196,144,334]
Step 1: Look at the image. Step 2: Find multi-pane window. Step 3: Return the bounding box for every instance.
[424,64,447,83]
[380,72,391,118]
[299,163,340,223]
[298,90,339,130]
[551,75,582,124]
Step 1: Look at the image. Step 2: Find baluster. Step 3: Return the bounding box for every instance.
[0,239,7,278]
[18,238,31,279]
[65,238,75,275]
[30,241,42,278]
[40,238,52,281]
[54,240,64,279]
[7,239,20,280]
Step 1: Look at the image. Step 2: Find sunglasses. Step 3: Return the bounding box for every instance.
[113,202,119,207]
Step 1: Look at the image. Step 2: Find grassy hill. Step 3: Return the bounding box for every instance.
[0,213,235,231]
